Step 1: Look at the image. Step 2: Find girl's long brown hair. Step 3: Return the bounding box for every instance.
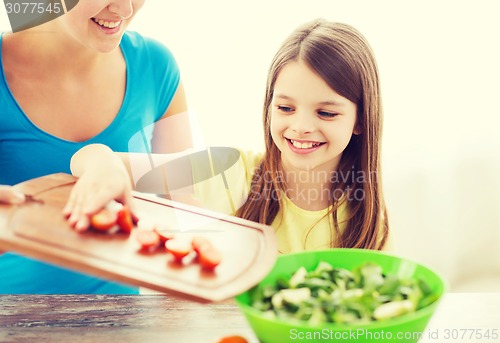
[236,19,389,250]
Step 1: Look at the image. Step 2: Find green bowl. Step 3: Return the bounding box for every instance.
[235,249,446,343]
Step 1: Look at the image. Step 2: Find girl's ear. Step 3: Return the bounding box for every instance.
[353,124,362,135]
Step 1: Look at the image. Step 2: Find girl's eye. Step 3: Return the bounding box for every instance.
[277,105,294,113]
[318,111,338,118]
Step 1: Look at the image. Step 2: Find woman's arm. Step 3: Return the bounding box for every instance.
[64,80,195,231]
[64,144,134,231]
[151,80,193,154]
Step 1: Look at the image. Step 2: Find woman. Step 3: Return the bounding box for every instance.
[0,0,193,293]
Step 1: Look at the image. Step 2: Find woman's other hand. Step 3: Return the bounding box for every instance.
[0,185,25,204]
[63,144,134,232]
[0,185,25,254]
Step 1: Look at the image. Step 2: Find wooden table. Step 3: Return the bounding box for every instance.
[0,295,258,343]
[1,293,499,343]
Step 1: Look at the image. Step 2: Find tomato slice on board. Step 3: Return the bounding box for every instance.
[191,236,222,270]
[135,230,161,250]
[198,246,222,271]
[90,209,118,232]
[165,239,193,261]
[154,227,175,243]
[191,236,212,254]
[116,206,134,234]
[215,336,249,343]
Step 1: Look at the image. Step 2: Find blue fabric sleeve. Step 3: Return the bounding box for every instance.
[124,32,181,122]
[146,36,181,121]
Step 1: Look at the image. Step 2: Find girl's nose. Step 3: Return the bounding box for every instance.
[290,111,314,135]
[108,0,134,19]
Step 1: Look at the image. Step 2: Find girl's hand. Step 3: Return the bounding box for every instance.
[0,185,26,204]
[63,144,134,232]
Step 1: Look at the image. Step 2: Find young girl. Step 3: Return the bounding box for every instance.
[67,18,389,253]
[237,18,389,251]
[0,0,193,293]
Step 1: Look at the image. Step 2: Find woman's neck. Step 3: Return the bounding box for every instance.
[3,27,111,77]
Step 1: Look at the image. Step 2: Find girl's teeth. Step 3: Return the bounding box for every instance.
[93,18,121,28]
[291,140,319,149]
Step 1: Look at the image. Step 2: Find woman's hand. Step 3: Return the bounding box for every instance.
[0,185,25,204]
[0,186,25,254]
[63,144,134,232]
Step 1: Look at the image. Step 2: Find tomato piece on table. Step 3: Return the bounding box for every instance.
[136,230,161,250]
[215,336,249,343]
[116,206,134,234]
[165,239,193,261]
[90,209,118,232]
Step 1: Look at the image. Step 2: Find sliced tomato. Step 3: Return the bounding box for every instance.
[198,246,222,271]
[90,209,118,232]
[215,336,248,343]
[191,236,221,270]
[130,211,140,225]
[154,227,175,243]
[116,206,134,234]
[136,230,161,250]
[165,239,192,261]
[191,236,211,254]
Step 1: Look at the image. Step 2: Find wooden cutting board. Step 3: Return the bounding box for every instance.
[0,173,278,302]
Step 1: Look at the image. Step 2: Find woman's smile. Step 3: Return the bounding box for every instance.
[91,18,122,34]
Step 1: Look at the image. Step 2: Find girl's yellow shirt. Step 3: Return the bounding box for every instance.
[191,149,348,254]
[272,193,347,254]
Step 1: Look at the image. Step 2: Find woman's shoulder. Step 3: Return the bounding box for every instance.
[121,31,177,63]
[122,30,159,47]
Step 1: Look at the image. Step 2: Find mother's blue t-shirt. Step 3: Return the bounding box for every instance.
[0,31,180,294]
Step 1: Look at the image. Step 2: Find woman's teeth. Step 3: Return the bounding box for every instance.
[290,140,322,149]
[92,18,121,28]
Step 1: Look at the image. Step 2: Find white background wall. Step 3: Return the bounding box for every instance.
[2,0,500,291]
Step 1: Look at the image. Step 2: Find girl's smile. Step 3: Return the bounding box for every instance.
[285,138,326,154]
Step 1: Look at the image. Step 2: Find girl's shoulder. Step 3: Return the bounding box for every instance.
[238,149,264,171]
[203,148,263,184]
